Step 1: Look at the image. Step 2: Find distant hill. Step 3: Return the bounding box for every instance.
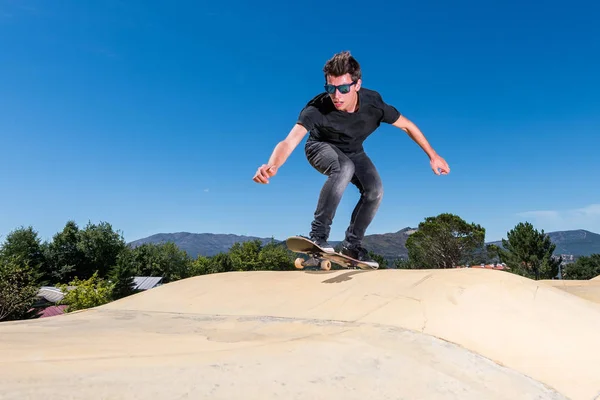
[338,227,417,260]
[128,232,277,258]
[128,229,418,260]
[487,229,600,257]
[129,228,600,260]
[546,230,600,256]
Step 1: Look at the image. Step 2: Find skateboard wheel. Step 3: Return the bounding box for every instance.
[294,258,305,269]
[320,259,331,270]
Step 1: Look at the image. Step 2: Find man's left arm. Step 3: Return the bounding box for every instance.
[391,115,450,175]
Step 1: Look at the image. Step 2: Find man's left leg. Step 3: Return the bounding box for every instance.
[340,150,383,265]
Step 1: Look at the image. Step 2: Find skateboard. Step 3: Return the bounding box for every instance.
[285,236,379,271]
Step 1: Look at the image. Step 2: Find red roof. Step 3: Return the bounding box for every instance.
[37,305,67,318]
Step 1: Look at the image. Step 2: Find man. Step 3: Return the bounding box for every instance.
[253,51,450,267]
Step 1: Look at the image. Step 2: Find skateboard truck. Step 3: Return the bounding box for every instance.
[294,253,332,270]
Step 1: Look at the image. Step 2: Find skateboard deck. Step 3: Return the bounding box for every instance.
[286,236,379,270]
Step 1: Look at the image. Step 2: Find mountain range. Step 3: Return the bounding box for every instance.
[128,228,600,261]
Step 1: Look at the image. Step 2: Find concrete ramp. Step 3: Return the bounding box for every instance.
[1,268,599,400]
[541,279,600,304]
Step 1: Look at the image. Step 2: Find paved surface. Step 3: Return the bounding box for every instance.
[541,279,600,304]
[1,268,599,400]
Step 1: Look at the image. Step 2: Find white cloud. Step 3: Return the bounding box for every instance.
[516,203,600,233]
[569,203,600,217]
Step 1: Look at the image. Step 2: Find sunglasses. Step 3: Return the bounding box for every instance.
[324,81,356,94]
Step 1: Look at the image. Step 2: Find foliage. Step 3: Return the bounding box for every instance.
[499,222,560,280]
[128,242,192,283]
[44,220,84,283]
[484,244,502,263]
[0,226,49,283]
[0,220,128,286]
[229,240,263,271]
[204,252,234,274]
[75,221,127,280]
[405,213,485,268]
[189,255,214,275]
[562,254,600,280]
[257,240,295,271]
[0,255,40,321]
[193,239,294,273]
[393,258,415,269]
[108,248,137,300]
[58,272,114,312]
[190,254,229,275]
[368,251,388,269]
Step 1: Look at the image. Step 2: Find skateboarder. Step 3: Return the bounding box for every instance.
[253,51,450,266]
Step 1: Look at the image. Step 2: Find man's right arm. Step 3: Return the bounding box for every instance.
[253,123,308,184]
[267,123,308,168]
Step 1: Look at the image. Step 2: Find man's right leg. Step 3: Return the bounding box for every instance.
[305,141,355,252]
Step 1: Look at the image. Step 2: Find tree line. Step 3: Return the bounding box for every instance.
[1,213,599,322]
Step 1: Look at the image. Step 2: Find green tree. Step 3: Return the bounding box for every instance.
[229,240,263,271]
[44,220,85,284]
[465,243,502,266]
[207,252,234,274]
[368,251,388,269]
[562,254,600,280]
[257,240,295,270]
[107,247,136,300]
[155,242,192,281]
[0,226,48,283]
[58,271,114,312]
[76,221,127,280]
[405,213,485,268]
[394,257,415,269]
[0,255,40,321]
[129,242,192,283]
[189,252,235,275]
[189,255,214,276]
[484,244,502,264]
[499,222,560,280]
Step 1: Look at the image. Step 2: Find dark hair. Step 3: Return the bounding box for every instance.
[323,51,361,82]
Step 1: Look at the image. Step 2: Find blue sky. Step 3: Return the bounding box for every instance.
[1,0,599,246]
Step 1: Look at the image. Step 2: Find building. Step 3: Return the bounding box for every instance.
[30,276,163,318]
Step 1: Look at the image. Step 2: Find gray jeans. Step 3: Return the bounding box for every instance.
[305,140,383,247]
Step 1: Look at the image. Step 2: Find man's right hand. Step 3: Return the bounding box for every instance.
[253,164,278,184]
[252,124,308,185]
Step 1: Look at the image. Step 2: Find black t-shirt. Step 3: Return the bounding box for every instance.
[297,88,401,153]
